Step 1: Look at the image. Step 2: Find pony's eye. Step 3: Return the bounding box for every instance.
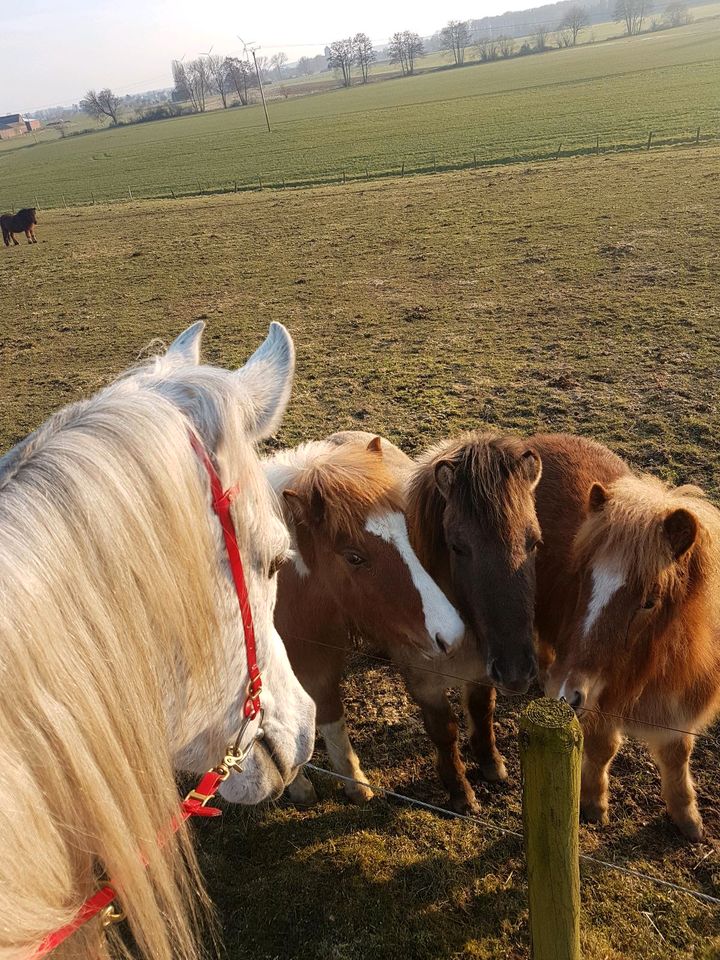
[450,543,469,556]
[343,551,367,567]
[268,555,285,578]
[526,536,542,553]
[642,595,658,610]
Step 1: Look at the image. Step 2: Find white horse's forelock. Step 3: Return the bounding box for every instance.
[0,334,312,960]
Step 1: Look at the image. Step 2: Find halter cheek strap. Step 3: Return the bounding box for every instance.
[188,431,262,718]
[32,430,262,958]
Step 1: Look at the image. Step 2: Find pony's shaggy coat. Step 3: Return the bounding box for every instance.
[0,329,308,959]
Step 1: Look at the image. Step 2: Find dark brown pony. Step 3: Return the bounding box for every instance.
[263,436,465,804]
[328,431,541,814]
[533,434,720,840]
[402,432,542,812]
[1,208,37,246]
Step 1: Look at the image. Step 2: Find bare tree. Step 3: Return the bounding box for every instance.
[185,57,210,112]
[498,36,516,57]
[270,52,288,79]
[80,88,121,125]
[533,24,550,50]
[555,25,573,45]
[388,31,424,76]
[255,55,270,81]
[558,5,590,44]
[476,36,499,61]
[205,53,230,107]
[224,57,255,105]
[665,0,692,24]
[440,20,472,65]
[297,56,312,76]
[328,38,355,87]
[614,0,652,33]
[353,33,375,83]
[171,60,191,102]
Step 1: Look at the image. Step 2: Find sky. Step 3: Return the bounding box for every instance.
[1,0,533,115]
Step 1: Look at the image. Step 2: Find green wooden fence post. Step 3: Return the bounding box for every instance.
[519,698,582,960]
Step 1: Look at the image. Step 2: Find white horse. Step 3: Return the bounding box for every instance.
[0,321,315,960]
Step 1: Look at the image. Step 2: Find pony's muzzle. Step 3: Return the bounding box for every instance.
[488,652,537,695]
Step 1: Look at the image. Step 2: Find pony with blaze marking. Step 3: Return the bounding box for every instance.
[543,465,720,839]
[263,435,465,804]
[326,430,541,814]
[0,321,315,959]
[1,207,38,246]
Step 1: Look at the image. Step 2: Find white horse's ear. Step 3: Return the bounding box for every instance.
[236,322,295,440]
[166,321,205,365]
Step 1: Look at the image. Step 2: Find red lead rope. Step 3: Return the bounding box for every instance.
[31,431,261,958]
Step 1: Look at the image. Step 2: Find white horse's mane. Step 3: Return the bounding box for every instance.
[0,331,291,960]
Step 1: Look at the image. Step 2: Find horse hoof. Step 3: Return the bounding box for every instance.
[345,780,374,804]
[450,793,481,817]
[286,777,318,807]
[674,814,704,842]
[477,756,508,783]
[580,800,609,825]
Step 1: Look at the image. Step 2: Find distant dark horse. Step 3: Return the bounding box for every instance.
[1,208,38,246]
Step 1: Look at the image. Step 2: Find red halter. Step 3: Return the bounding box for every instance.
[31,430,263,958]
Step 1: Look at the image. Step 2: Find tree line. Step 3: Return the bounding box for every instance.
[79,0,695,126]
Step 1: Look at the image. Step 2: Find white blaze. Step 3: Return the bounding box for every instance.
[583,559,626,637]
[365,511,465,650]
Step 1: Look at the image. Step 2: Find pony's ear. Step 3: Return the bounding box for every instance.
[434,460,455,500]
[236,322,295,440]
[282,490,305,525]
[366,436,383,457]
[588,483,608,513]
[519,449,542,490]
[166,320,205,365]
[664,508,697,560]
[309,487,325,525]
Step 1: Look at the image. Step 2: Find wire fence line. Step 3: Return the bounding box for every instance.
[305,764,720,908]
[298,635,717,744]
[7,125,717,213]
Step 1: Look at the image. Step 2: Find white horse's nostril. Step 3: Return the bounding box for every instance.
[435,633,449,655]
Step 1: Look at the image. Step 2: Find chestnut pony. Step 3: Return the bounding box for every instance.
[327,430,541,814]
[535,434,720,840]
[263,435,465,804]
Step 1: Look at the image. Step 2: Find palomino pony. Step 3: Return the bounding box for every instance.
[536,436,720,840]
[0,321,315,960]
[262,435,466,804]
[324,430,541,814]
[1,207,37,245]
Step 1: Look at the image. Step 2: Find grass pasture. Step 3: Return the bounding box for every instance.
[1,17,719,208]
[1,144,720,958]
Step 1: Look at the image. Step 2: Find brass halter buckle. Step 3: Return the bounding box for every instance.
[100,902,126,929]
[215,708,266,780]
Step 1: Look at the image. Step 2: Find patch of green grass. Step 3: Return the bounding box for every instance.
[1,18,719,207]
[1,147,719,958]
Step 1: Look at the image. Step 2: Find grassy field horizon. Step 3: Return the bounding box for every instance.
[1,15,718,208]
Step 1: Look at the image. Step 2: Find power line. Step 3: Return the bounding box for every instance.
[305,764,720,907]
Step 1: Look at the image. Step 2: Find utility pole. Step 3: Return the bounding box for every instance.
[252,50,271,133]
[239,37,271,133]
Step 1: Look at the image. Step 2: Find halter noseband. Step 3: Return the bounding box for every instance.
[32,430,264,958]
